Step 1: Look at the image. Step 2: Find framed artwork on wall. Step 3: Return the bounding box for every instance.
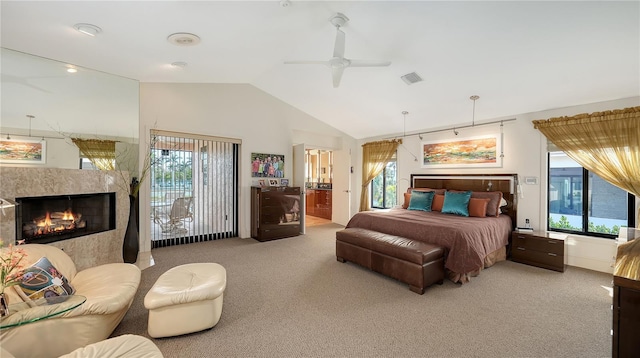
[421,134,501,168]
[251,152,285,178]
[0,138,46,164]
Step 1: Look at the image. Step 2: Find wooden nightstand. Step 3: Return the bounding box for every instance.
[511,231,566,272]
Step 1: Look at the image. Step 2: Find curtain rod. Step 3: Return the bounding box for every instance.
[384,117,517,140]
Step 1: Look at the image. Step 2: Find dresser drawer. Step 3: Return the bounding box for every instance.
[257,225,300,241]
[512,246,564,271]
[512,233,564,255]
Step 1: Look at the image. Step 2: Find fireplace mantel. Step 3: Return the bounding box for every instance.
[0,167,129,270]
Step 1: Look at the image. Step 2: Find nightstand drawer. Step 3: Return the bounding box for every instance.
[512,233,564,255]
[510,231,566,272]
[512,247,564,272]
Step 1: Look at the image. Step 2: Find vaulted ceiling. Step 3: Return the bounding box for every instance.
[2,1,638,139]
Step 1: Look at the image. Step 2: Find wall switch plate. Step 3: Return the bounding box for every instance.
[524,176,538,185]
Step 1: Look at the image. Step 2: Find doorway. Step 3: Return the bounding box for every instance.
[305,149,333,226]
[149,130,239,248]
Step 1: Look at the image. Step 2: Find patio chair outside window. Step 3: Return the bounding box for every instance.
[156,197,193,234]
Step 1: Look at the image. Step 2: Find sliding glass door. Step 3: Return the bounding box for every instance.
[150,130,239,248]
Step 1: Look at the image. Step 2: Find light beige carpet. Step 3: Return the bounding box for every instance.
[112,223,613,357]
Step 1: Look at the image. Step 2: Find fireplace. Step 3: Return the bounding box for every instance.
[16,193,116,244]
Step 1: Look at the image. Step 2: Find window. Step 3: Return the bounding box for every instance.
[80,158,97,170]
[79,157,113,170]
[371,154,397,209]
[548,152,635,238]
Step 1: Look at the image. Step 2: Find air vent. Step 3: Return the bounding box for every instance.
[401,72,423,85]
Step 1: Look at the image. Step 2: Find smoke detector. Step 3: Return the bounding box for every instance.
[167,33,201,46]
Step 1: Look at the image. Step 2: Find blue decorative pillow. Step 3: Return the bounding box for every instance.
[407,190,434,212]
[442,190,472,216]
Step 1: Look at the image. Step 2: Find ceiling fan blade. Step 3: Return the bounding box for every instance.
[284,60,331,65]
[349,60,392,67]
[332,66,345,88]
[333,28,345,58]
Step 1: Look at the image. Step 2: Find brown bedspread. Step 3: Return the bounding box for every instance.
[345,208,512,277]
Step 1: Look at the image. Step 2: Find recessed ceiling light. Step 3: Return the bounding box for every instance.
[73,23,102,37]
[167,33,201,46]
[67,68,77,73]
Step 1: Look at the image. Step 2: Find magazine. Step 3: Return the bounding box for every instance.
[19,257,75,300]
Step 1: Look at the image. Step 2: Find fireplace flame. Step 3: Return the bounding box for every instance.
[62,210,75,221]
[37,212,52,228]
[33,210,80,235]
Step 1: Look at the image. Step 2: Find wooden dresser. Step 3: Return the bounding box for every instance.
[612,276,640,357]
[510,231,566,272]
[612,228,640,357]
[251,186,301,242]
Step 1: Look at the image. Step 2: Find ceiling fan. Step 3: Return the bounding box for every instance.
[284,13,391,88]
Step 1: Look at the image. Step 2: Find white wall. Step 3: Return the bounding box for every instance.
[138,83,357,251]
[358,96,639,274]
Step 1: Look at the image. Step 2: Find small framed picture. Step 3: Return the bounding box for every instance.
[280,178,289,187]
[269,178,279,186]
[258,179,266,187]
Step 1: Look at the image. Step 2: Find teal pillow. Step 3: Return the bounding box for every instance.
[442,190,472,216]
[407,190,434,211]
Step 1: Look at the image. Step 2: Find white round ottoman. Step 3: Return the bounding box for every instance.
[144,263,226,338]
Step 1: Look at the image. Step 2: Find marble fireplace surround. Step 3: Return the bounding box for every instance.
[0,168,130,271]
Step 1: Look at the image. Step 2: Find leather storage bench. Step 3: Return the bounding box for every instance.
[336,227,445,294]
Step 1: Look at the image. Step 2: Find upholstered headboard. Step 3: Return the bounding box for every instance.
[410,173,518,228]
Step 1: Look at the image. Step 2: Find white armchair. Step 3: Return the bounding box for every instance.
[0,244,141,358]
[1,335,163,358]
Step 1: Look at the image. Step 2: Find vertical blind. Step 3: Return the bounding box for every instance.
[150,130,239,248]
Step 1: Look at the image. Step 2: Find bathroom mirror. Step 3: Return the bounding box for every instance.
[0,48,139,168]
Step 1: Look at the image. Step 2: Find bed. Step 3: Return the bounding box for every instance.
[345,174,518,283]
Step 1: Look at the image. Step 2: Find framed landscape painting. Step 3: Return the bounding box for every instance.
[421,134,501,168]
[0,138,46,164]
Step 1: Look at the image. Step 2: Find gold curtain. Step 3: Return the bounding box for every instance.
[532,106,640,227]
[359,139,402,211]
[71,138,116,171]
